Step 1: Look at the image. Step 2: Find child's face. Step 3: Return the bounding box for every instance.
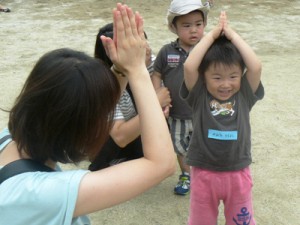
[173,11,205,50]
[204,63,242,101]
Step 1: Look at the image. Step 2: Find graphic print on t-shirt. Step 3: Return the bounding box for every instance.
[210,99,236,116]
[167,54,180,68]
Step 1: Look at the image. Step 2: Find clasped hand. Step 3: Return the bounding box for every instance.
[101,3,147,77]
[211,11,236,41]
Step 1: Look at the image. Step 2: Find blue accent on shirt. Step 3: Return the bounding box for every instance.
[208,129,238,140]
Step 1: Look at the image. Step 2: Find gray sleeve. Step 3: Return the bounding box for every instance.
[180,77,204,108]
[241,76,264,110]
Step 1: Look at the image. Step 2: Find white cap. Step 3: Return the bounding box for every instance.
[167,0,210,33]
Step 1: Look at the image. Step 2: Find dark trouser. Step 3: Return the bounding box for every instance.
[89,136,143,171]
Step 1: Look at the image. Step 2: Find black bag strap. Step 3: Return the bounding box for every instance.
[0,135,54,184]
[0,134,12,145]
[0,159,54,185]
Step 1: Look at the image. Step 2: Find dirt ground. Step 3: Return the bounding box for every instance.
[0,0,299,224]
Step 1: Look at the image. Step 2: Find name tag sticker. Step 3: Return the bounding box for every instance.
[208,129,238,140]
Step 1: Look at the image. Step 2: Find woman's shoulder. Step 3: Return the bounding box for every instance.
[0,128,12,152]
[0,169,90,225]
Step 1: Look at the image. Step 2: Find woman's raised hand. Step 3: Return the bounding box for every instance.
[101,3,147,77]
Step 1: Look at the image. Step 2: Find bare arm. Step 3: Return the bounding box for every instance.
[110,87,170,147]
[75,4,176,216]
[155,86,171,108]
[222,12,262,93]
[110,116,140,147]
[151,71,171,116]
[109,69,139,147]
[111,73,170,147]
[111,66,129,93]
[151,71,162,90]
[184,13,223,91]
[111,76,170,147]
[110,87,171,147]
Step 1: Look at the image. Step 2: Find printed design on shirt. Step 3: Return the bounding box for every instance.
[167,54,180,68]
[233,207,252,225]
[210,99,235,116]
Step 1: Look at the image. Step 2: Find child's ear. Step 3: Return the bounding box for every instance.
[171,23,177,33]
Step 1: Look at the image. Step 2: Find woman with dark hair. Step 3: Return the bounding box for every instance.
[0,4,176,225]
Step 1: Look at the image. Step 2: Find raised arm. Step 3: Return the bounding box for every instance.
[110,115,141,147]
[75,3,176,216]
[183,12,223,91]
[110,87,170,147]
[222,12,262,93]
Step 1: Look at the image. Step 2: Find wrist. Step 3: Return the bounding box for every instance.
[228,30,239,42]
[111,65,125,77]
[205,31,217,42]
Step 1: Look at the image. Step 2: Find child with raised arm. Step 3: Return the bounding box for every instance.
[182,11,264,224]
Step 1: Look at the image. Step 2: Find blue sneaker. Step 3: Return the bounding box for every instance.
[174,174,190,195]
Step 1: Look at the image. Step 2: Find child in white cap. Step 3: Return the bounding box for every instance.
[152,0,211,195]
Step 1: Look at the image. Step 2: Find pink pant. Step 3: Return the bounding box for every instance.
[188,167,256,225]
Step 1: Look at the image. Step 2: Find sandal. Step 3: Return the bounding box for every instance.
[0,8,11,13]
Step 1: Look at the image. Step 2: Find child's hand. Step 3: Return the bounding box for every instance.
[220,11,236,41]
[210,11,224,40]
[219,11,226,29]
[156,86,171,108]
[163,105,170,118]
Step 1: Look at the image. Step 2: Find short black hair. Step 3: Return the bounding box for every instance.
[94,23,114,67]
[94,23,148,67]
[199,35,245,76]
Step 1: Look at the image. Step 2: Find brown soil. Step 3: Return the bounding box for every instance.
[0,1,299,224]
